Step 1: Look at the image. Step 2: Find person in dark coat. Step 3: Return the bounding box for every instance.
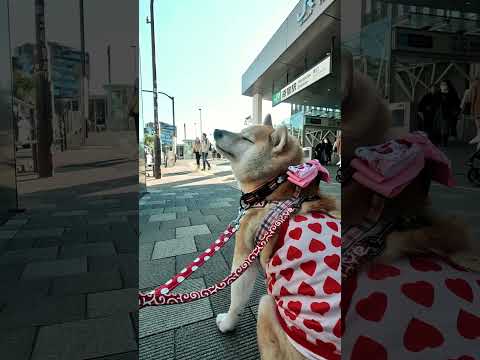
[437,80,461,146]
[418,84,440,142]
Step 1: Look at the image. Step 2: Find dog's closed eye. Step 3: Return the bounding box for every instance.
[242,136,254,144]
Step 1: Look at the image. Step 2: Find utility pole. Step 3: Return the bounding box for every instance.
[198,107,202,136]
[79,0,88,141]
[148,0,162,179]
[34,0,53,177]
[131,45,137,82]
[183,123,186,141]
[171,95,176,161]
[107,45,111,85]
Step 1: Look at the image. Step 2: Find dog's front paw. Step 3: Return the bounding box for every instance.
[216,313,237,333]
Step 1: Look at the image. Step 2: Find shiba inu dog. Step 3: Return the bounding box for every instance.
[214,116,341,360]
[341,49,473,263]
[341,50,480,359]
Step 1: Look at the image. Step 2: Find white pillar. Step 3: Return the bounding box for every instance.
[252,93,263,124]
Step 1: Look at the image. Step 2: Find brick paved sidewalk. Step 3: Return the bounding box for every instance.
[0,143,139,360]
[138,164,341,359]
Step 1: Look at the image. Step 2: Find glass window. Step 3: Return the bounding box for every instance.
[398,5,404,16]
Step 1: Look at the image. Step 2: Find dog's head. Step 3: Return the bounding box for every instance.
[213,114,303,190]
[341,50,393,165]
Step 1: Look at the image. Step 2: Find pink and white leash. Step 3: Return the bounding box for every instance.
[138,201,297,308]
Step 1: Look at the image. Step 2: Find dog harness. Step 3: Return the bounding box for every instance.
[266,211,341,360]
[339,132,456,281]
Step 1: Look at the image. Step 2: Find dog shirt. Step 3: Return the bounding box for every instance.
[342,256,480,359]
[266,211,341,360]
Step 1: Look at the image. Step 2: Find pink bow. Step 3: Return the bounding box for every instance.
[287,159,331,188]
[351,132,455,198]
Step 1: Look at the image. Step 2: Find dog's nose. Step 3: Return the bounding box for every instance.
[213,129,223,140]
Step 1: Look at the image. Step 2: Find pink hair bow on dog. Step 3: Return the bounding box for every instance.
[287,159,331,188]
[351,132,455,198]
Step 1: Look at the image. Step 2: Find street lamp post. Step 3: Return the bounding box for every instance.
[198,107,203,136]
[147,0,162,179]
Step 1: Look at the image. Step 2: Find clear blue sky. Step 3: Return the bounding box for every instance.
[139,0,298,141]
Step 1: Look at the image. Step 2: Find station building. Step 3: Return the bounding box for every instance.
[242,0,341,154]
[342,0,480,139]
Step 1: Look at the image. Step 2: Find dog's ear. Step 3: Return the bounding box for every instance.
[341,49,354,102]
[271,126,288,154]
[263,114,273,127]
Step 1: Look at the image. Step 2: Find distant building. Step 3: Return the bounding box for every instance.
[13,42,90,103]
[13,42,91,143]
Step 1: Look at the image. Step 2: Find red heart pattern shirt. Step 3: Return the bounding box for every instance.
[342,256,480,359]
[266,211,341,360]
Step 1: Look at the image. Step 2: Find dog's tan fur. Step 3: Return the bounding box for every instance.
[341,50,476,266]
[214,116,337,359]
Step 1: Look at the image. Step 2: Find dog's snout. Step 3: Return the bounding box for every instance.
[214,129,223,140]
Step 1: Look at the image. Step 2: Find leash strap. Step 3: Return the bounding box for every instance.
[341,215,398,280]
[139,198,300,308]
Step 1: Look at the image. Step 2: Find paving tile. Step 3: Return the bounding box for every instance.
[176,224,211,238]
[250,305,259,320]
[175,209,203,219]
[53,210,89,216]
[87,288,137,318]
[31,315,137,360]
[151,237,196,259]
[204,201,232,209]
[88,216,128,225]
[22,257,87,280]
[0,238,7,252]
[139,278,213,337]
[51,269,122,296]
[0,279,50,309]
[139,330,174,360]
[175,311,259,360]
[0,246,58,265]
[189,214,220,226]
[3,218,29,228]
[0,327,37,360]
[0,263,24,282]
[108,210,138,217]
[15,228,64,238]
[148,213,176,222]
[0,294,85,329]
[157,218,190,231]
[6,236,36,250]
[139,243,154,262]
[163,206,188,213]
[139,225,175,243]
[139,258,175,290]
[0,230,17,239]
[92,351,138,360]
[60,242,116,259]
[175,249,229,283]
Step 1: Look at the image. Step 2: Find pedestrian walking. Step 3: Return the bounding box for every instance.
[193,138,201,169]
[435,80,460,146]
[325,138,333,164]
[418,84,440,141]
[128,79,139,144]
[201,133,211,171]
[334,135,341,166]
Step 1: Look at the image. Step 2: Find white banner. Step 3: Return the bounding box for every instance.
[272,55,331,106]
